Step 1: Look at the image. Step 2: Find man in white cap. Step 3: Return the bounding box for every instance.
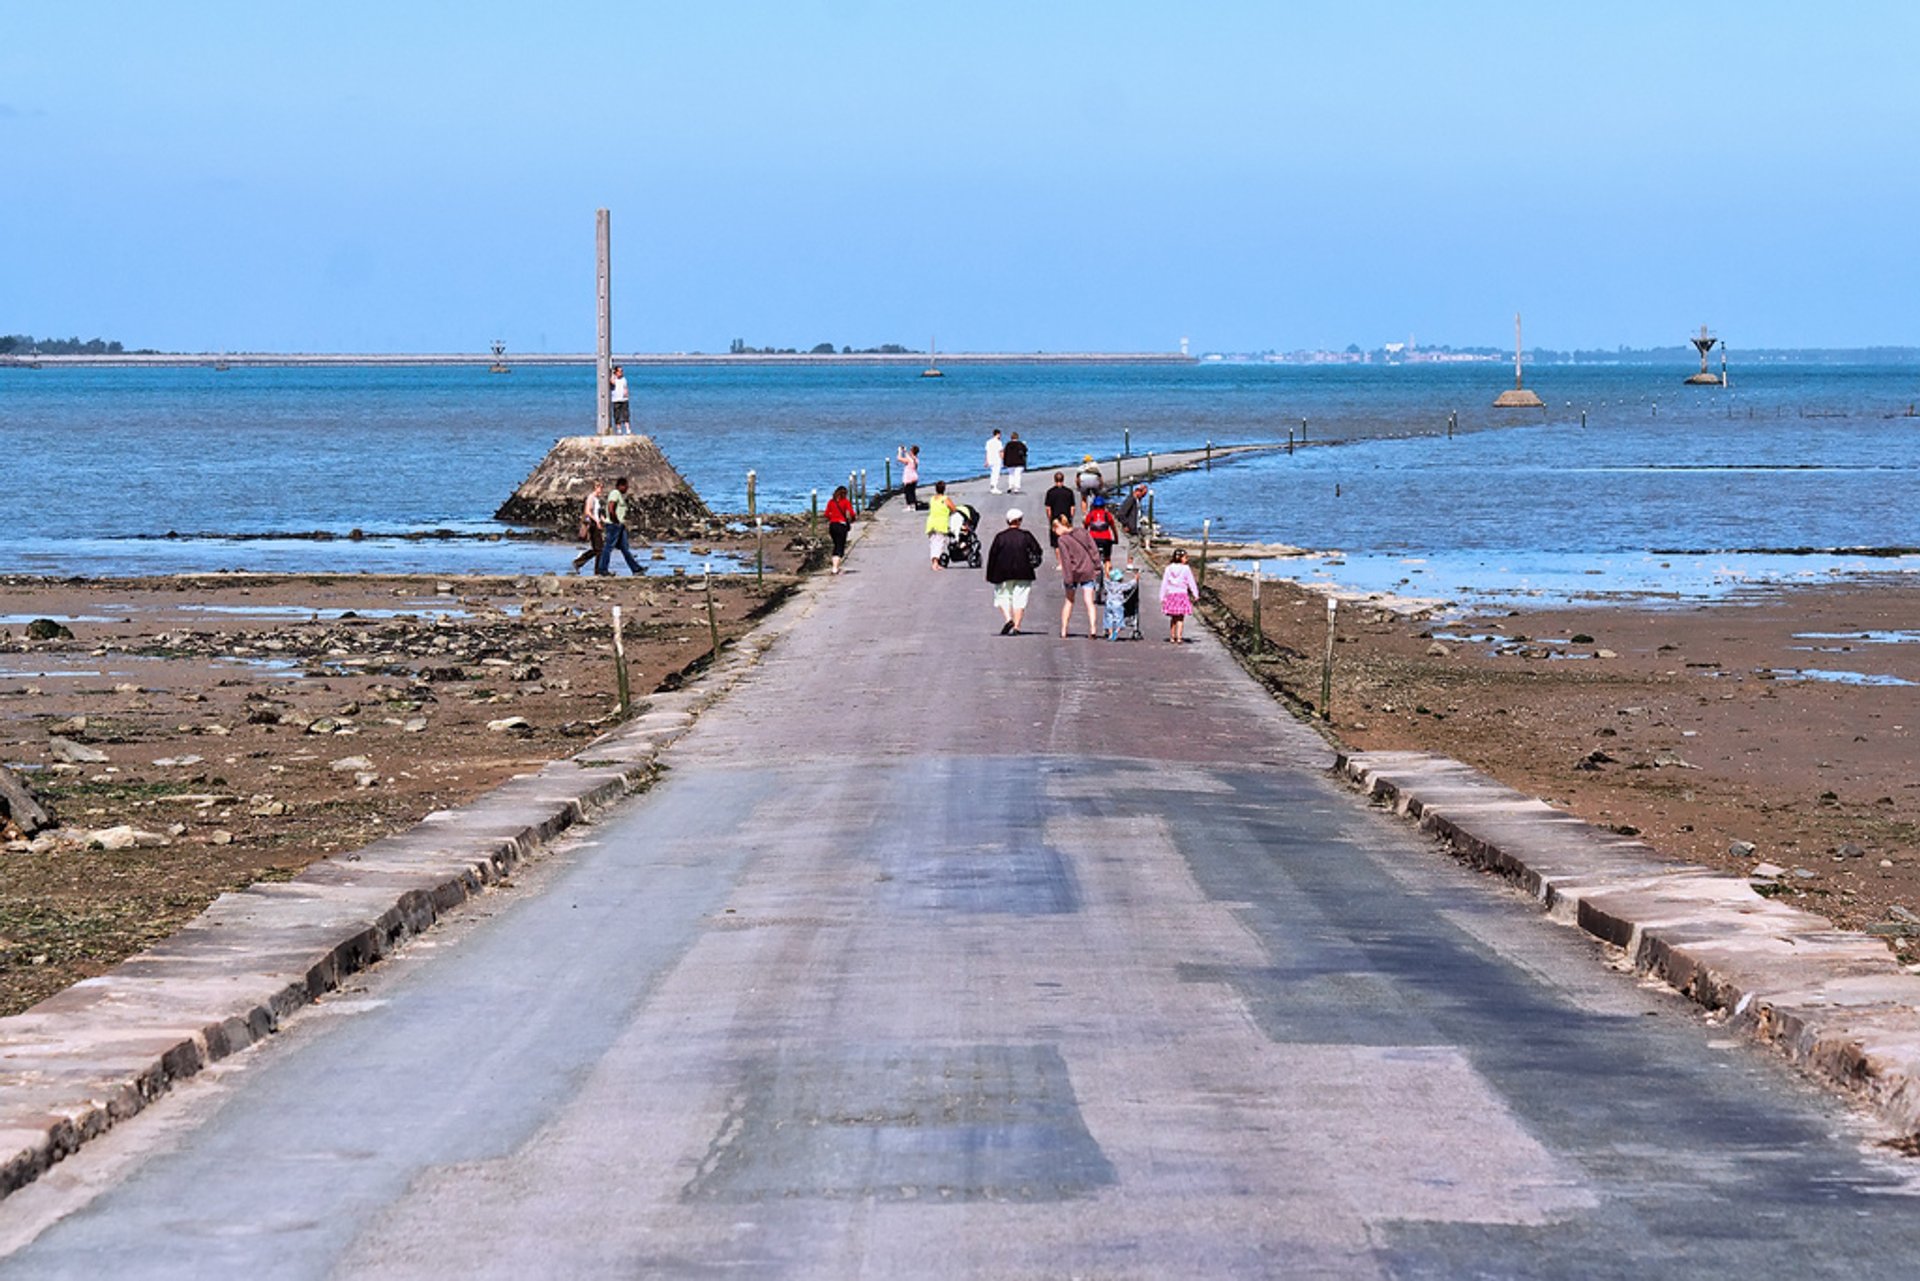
[984,507,1043,635]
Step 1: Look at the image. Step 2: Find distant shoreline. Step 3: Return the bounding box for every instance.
[0,351,1194,369]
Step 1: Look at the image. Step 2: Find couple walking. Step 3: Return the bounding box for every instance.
[985,429,1028,495]
[570,477,646,575]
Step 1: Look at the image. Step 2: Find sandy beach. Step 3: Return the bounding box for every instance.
[0,536,813,1015]
[1189,563,1920,953]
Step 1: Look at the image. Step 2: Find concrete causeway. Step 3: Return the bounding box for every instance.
[7,459,1920,1276]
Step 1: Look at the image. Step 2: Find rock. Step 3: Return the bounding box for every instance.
[152,754,204,768]
[1840,842,1867,859]
[49,716,87,735]
[24,618,74,641]
[539,577,565,596]
[1574,749,1615,771]
[166,823,187,837]
[487,716,532,733]
[354,771,380,790]
[1891,905,1920,925]
[402,717,429,733]
[1730,840,1759,860]
[1595,649,1618,660]
[88,825,169,851]
[1651,754,1698,770]
[1570,633,1595,644]
[511,664,543,682]
[436,581,455,595]
[208,829,234,845]
[113,682,141,694]
[1791,867,1817,880]
[50,736,108,764]
[1749,861,1786,879]
[1425,642,1450,658]
[329,755,374,773]
[249,799,291,818]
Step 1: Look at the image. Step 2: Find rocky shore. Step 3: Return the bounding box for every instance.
[0,536,815,1015]
[1181,558,1920,957]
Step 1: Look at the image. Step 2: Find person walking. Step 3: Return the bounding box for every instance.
[1115,483,1149,537]
[1076,455,1105,515]
[571,479,607,574]
[896,445,922,509]
[925,481,959,570]
[1043,472,1077,554]
[985,508,1044,635]
[1054,514,1102,639]
[1084,495,1118,565]
[596,477,646,575]
[824,484,856,575]
[609,366,632,435]
[1159,547,1199,644]
[1002,432,1028,493]
[986,429,1005,494]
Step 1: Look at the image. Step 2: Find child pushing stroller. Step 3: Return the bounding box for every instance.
[1101,563,1141,641]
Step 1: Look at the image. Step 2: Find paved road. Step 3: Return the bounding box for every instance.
[6,482,1920,1278]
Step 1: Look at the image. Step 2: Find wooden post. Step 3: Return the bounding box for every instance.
[595,208,611,436]
[1146,451,1155,482]
[849,471,857,511]
[1300,416,1307,442]
[1146,490,1155,547]
[1288,428,1294,455]
[1197,518,1211,594]
[810,487,819,539]
[746,470,757,522]
[1447,410,1455,439]
[611,605,631,716]
[1251,561,1263,658]
[860,469,868,505]
[1319,597,1337,720]
[755,520,765,589]
[1581,409,1588,429]
[885,457,892,491]
[704,563,720,656]
[1205,440,1213,472]
[1124,427,1131,458]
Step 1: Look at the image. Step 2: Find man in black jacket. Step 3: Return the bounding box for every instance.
[984,508,1044,635]
[1003,432,1029,493]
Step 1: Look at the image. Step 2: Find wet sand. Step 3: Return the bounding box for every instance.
[0,541,812,1015]
[1191,564,1920,953]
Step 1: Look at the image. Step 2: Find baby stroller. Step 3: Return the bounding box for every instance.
[939,504,983,569]
[1099,566,1142,640]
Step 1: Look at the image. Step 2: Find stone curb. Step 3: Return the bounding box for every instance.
[1337,749,1920,1135]
[0,567,831,1201]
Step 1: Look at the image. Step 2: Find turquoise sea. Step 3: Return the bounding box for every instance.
[3,361,1918,602]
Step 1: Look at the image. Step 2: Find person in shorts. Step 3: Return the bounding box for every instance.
[985,508,1043,635]
[610,365,632,434]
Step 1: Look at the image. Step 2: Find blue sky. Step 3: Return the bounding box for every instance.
[4,2,1915,353]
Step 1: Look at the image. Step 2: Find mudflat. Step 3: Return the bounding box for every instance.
[1196,568,1920,950]
[0,547,809,1016]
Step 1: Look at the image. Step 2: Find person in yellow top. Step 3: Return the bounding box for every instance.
[925,481,959,570]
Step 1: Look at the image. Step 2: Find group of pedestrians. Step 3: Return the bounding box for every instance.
[570,476,647,575]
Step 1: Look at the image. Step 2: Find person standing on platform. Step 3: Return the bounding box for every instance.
[986,429,1005,494]
[985,509,1044,635]
[609,366,632,435]
[596,476,646,575]
[1003,432,1028,493]
[925,481,959,570]
[571,479,607,574]
[824,484,856,576]
[896,445,922,509]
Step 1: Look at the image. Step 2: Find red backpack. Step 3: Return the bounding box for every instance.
[1086,507,1114,542]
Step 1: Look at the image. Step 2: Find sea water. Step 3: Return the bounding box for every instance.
[3,360,1917,596]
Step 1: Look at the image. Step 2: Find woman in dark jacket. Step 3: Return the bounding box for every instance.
[984,508,1044,635]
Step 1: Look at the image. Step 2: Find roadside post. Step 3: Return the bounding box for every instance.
[746,470,756,522]
[611,605,631,716]
[1146,451,1155,482]
[1124,427,1131,458]
[1198,518,1211,594]
[1320,597,1337,720]
[1205,440,1213,472]
[1288,428,1294,456]
[810,488,819,540]
[755,520,765,589]
[1146,490,1155,548]
[1301,416,1308,442]
[1251,562,1263,658]
[704,562,720,656]
[885,458,892,491]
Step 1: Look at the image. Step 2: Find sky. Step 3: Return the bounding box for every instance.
[3,2,1917,354]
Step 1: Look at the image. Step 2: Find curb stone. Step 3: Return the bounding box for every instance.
[1338,749,1920,1136]
[0,567,830,1201]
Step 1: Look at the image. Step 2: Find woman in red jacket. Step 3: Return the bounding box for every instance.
[1084,495,1118,565]
[824,485,857,575]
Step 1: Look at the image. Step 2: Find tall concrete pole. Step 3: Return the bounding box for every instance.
[596,208,612,436]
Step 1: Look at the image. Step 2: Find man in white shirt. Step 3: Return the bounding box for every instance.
[986,429,1005,494]
[610,365,631,434]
